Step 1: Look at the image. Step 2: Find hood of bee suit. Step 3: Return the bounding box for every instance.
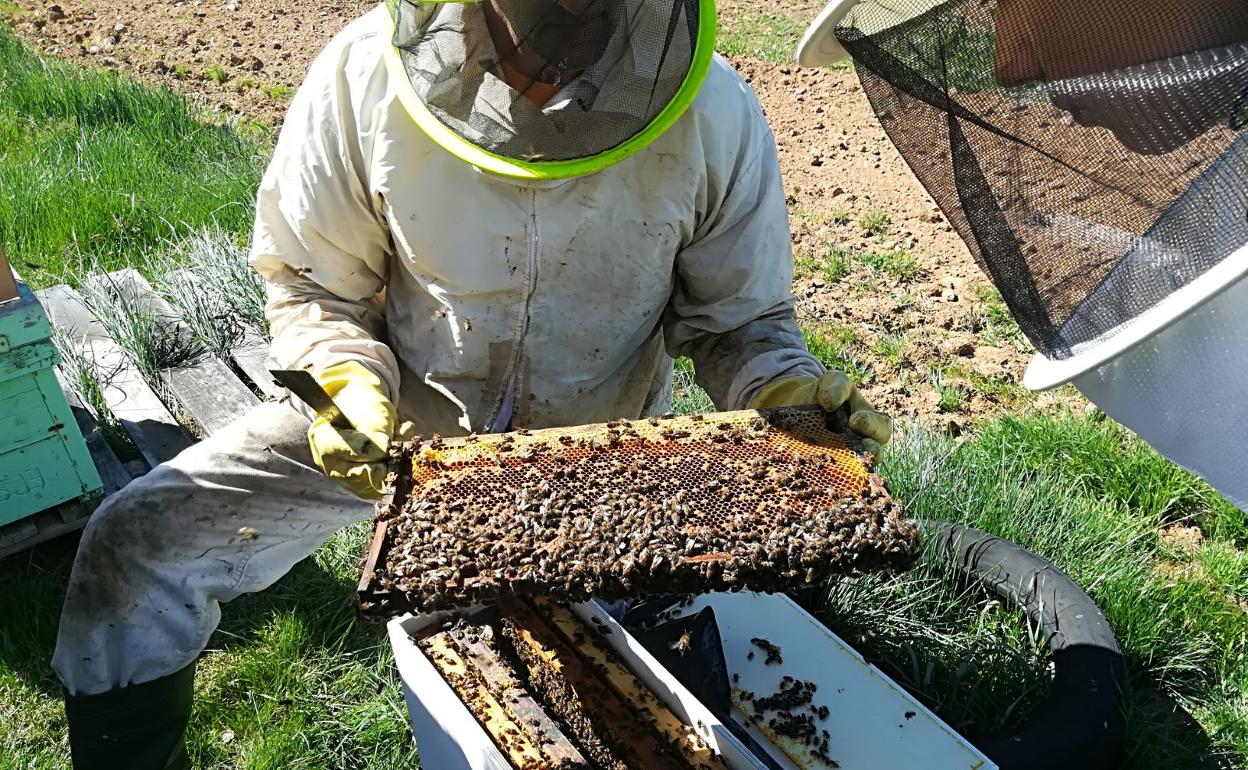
[383,0,716,181]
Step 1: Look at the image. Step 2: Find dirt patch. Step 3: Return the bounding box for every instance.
[7,0,372,122]
[6,0,1083,429]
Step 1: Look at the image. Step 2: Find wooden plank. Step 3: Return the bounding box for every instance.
[232,335,284,401]
[38,284,194,468]
[61,384,135,498]
[98,270,259,436]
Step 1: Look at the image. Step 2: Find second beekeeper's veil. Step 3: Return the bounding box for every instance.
[797,0,1248,366]
[797,0,1248,508]
[384,0,714,179]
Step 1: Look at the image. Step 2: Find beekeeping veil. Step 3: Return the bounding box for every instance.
[797,0,1248,509]
[383,0,714,180]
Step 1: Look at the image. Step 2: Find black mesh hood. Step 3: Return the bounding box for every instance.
[390,0,702,164]
[829,0,1248,359]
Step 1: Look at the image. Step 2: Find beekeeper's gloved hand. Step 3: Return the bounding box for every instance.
[307,361,415,499]
[750,372,893,455]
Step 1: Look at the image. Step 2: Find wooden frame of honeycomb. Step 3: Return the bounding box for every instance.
[359,406,915,617]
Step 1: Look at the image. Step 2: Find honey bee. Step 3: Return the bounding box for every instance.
[669,631,692,656]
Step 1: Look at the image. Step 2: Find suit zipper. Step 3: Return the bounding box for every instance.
[487,191,539,431]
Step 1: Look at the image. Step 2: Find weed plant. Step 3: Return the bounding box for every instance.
[50,328,136,456]
[858,248,921,282]
[0,27,264,287]
[672,356,714,415]
[78,270,204,383]
[858,209,891,236]
[802,325,875,384]
[154,228,269,355]
[821,248,853,283]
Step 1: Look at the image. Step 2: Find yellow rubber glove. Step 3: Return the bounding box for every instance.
[307,361,413,500]
[750,371,893,455]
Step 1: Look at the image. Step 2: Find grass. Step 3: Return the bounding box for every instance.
[77,269,205,382]
[716,6,809,65]
[802,324,875,384]
[260,83,295,101]
[204,65,229,84]
[821,247,853,283]
[852,415,1248,768]
[858,247,921,282]
[872,332,907,372]
[0,25,264,287]
[0,524,416,770]
[50,329,140,458]
[153,228,269,357]
[813,533,1052,734]
[969,283,1027,348]
[858,209,891,236]
[672,356,715,415]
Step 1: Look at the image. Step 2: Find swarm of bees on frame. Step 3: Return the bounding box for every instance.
[363,408,916,615]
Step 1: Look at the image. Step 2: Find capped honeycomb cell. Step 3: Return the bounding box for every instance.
[359,406,916,616]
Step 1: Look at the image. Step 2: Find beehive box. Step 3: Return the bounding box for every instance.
[360,407,917,616]
[388,594,1000,770]
[0,260,103,525]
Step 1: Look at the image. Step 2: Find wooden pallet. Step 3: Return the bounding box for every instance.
[0,273,276,558]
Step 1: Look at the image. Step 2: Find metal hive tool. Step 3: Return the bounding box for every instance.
[359,406,916,617]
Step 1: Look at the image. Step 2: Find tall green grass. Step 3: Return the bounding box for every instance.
[0,26,264,287]
[859,415,1248,767]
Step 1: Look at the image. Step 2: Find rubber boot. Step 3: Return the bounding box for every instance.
[64,662,195,770]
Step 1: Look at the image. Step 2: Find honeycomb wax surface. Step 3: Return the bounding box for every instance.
[362,407,916,614]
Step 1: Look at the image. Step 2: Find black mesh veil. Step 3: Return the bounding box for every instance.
[827,0,1248,360]
[388,0,704,167]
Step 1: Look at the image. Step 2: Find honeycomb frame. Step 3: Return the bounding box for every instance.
[359,406,916,617]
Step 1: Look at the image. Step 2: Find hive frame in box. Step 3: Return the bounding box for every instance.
[388,594,998,770]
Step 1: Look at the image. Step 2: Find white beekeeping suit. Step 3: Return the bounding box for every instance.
[252,5,822,436]
[53,3,877,766]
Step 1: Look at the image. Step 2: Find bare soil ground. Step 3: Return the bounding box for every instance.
[6,0,1083,429]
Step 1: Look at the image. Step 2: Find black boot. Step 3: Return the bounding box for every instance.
[64,662,195,770]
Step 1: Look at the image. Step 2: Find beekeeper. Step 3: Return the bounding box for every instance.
[796,0,1248,510]
[52,0,892,766]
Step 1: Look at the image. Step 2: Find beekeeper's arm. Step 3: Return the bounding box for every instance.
[663,102,892,450]
[249,44,404,499]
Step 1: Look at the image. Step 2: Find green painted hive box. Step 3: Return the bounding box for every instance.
[0,274,103,526]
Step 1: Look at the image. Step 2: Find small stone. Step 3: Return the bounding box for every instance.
[221,729,235,744]
[941,289,959,302]
[86,44,99,54]
[923,208,944,223]
[238,526,258,540]
[811,278,826,289]
[103,56,118,66]
[113,22,126,32]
